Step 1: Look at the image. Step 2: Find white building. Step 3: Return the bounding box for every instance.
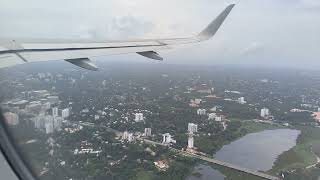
[94,115,100,120]
[53,116,63,130]
[188,123,198,134]
[42,115,62,133]
[197,109,206,115]
[134,113,144,122]
[122,131,129,140]
[33,115,45,129]
[194,99,202,105]
[45,121,54,134]
[45,115,54,131]
[260,108,270,118]
[318,107,320,112]
[237,97,247,104]
[215,116,222,122]
[128,133,135,142]
[221,121,228,131]
[162,133,176,145]
[208,113,217,120]
[122,131,135,142]
[144,128,152,137]
[52,107,58,117]
[4,112,19,126]
[188,136,194,149]
[61,108,70,118]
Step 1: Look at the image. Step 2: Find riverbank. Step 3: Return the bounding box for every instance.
[270,126,320,175]
[195,120,284,155]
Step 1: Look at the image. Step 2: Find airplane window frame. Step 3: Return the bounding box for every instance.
[0,108,38,180]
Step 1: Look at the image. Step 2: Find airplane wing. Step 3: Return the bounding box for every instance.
[0,4,235,70]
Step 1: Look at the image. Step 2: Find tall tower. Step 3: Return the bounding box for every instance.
[188,136,194,149]
[52,107,58,117]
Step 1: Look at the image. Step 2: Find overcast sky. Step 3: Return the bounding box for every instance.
[1,0,320,69]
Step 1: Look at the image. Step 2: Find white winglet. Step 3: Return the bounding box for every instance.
[197,4,235,41]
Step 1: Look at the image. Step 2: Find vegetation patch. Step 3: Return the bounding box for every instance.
[270,126,320,174]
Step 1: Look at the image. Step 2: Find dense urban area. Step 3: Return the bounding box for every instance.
[1,61,320,180]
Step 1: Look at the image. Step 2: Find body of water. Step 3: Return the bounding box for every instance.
[187,164,225,180]
[188,129,300,180]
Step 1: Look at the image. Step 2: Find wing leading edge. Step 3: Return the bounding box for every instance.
[0,4,235,70]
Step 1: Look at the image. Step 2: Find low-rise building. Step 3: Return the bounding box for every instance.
[154,160,169,171]
[197,109,206,115]
[208,113,217,120]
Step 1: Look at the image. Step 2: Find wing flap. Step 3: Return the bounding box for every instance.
[137,51,163,61]
[65,58,98,71]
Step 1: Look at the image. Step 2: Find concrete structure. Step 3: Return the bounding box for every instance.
[215,116,222,122]
[260,108,270,118]
[122,131,129,140]
[45,115,54,134]
[128,133,135,142]
[4,112,19,125]
[45,121,54,134]
[52,107,58,117]
[61,108,70,118]
[144,128,152,137]
[47,96,59,104]
[208,113,217,120]
[162,133,176,145]
[194,99,202,105]
[238,97,247,104]
[154,160,169,171]
[121,131,134,142]
[197,109,206,115]
[134,113,144,122]
[39,115,62,133]
[188,123,198,134]
[221,121,228,131]
[33,115,45,129]
[53,116,63,130]
[188,136,194,149]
